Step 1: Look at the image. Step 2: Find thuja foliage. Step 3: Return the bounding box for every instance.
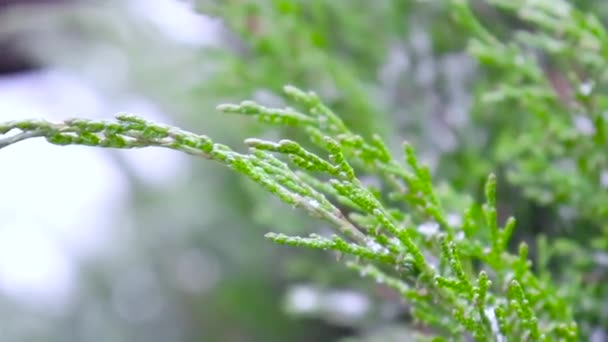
[448,0,608,335]
[0,85,578,340]
[192,3,608,338]
[3,0,608,340]
[452,0,608,221]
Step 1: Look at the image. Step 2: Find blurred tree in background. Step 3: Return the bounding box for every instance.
[0,0,607,341]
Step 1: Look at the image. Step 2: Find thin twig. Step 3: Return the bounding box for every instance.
[0,131,45,149]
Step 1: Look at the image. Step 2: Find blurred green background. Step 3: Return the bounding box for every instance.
[0,0,607,341]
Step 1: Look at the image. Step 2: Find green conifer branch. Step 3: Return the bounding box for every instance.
[0,85,580,340]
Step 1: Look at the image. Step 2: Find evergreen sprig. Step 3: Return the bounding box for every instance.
[0,84,578,340]
[450,1,608,335]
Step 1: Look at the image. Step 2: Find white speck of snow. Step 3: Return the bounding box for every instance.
[418,221,440,236]
[455,231,465,241]
[308,199,320,209]
[324,290,370,320]
[579,81,594,96]
[389,237,401,248]
[594,252,608,267]
[447,213,462,227]
[366,238,387,254]
[285,285,321,314]
[600,171,608,189]
[485,306,506,342]
[573,115,595,136]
